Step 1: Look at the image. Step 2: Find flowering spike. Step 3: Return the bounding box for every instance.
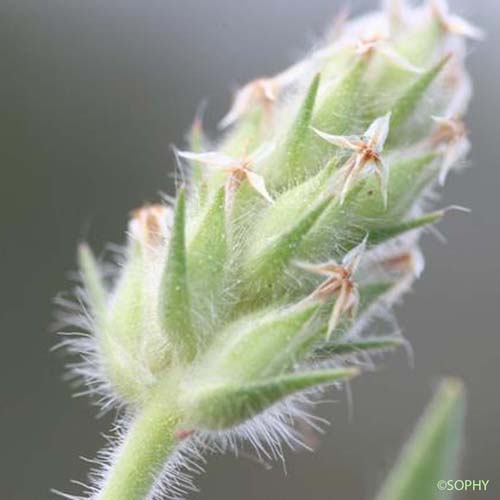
[56,3,478,498]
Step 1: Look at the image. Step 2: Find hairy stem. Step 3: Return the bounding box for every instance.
[98,400,180,500]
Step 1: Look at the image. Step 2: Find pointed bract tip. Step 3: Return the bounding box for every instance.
[78,241,90,253]
[442,204,471,215]
[438,376,465,397]
[341,366,362,379]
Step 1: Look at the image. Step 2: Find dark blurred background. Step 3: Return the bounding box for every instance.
[1,1,498,498]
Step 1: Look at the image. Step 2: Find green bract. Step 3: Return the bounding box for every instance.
[59,1,479,498]
[376,378,466,500]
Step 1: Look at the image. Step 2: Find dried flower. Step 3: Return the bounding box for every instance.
[178,143,274,210]
[129,204,172,249]
[430,115,470,184]
[313,113,391,206]
[297,238,366,337]
[219,62,308,128]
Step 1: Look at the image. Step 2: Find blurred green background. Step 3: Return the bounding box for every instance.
[1,1,499,498]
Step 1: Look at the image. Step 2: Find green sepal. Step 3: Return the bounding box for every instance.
[313,58,367,132]
[388,56,450,145]
[78,243,107,323]
[242,197,332,301]
[253,160,337,248]
[369,210,444,246]
[187,188,228,331]
[375,378,466,500]
[200,303,320,381]
[185,367,359,429]
[98,240,153,402]
[266,73,321,187]
[315,337,404,358]
[104,239,145,348]
[159,188,196,361]
[365,23,443,114]
[98,227,176,402]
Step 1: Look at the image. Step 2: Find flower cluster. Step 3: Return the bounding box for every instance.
[59,1,478,499]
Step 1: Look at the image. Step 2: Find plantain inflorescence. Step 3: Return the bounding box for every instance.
[58,1,479,498]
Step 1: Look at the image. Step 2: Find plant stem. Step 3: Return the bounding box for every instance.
[98,400,180,500]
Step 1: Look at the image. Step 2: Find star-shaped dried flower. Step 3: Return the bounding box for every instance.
[219,61,309,129]
[430,0,484,40]
[297,238,367,338]
[312,113,392,207]
[177,143,274,212]
[430,115,470,185]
